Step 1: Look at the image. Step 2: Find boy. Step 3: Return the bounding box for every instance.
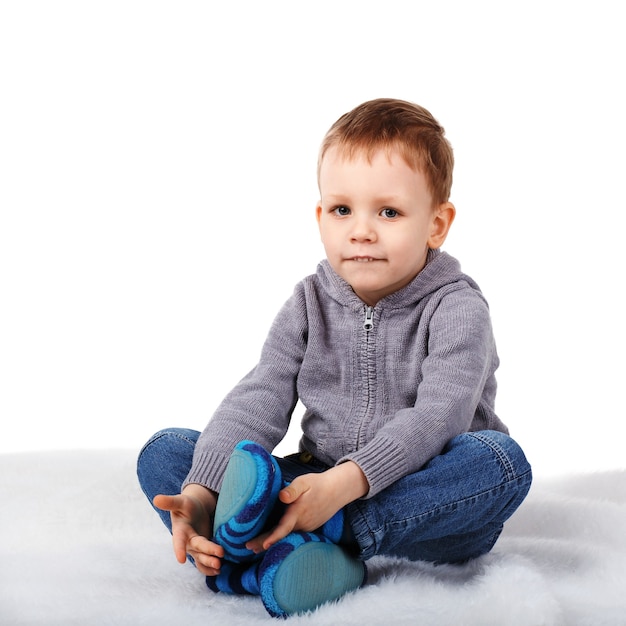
[137,98,532,618]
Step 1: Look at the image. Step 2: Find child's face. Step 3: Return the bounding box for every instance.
[316,147,454,306]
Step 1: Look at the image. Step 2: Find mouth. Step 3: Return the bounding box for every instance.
[347,256,381,263]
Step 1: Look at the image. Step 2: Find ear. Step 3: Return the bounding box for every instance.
[315,202,323,226]
[427,202,456,249]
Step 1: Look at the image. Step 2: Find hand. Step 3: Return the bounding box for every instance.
[153,484,224,576]
[246,461,369,553]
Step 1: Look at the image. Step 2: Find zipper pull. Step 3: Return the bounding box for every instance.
[363,306,374,331]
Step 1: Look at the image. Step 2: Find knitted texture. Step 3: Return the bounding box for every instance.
[184,250,508,499]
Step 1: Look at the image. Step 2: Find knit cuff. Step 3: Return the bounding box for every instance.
[182,448,230,493]
[339,436,409,499]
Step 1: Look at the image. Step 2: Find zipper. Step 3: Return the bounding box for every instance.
[363,306,374,331]
[357,305,375,449]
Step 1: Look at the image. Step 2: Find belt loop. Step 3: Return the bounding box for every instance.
[299,451,313,464]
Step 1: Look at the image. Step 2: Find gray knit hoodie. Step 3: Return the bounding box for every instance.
[184,248,508,498]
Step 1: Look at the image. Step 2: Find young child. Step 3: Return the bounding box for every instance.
[137,98,532,618]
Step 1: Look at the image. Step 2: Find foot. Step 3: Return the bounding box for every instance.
[206,560,260,595]
[258,532,366,618]
[213,441,282,563]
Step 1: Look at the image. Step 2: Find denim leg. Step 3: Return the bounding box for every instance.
[136,428,200,533]
[346,430,532,564]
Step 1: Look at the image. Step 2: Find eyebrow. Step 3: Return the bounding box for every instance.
[323,193,405,205]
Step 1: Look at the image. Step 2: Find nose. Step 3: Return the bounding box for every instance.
[350,216,377,243]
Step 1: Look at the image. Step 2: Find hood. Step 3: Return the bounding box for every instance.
[316,248,482,309]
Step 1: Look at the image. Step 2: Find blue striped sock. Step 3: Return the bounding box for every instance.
[206,560,260,595]
[213,441,282,563]
[258,531,366,618]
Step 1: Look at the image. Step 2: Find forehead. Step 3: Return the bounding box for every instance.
[319,145,422,184]
[319,146,433,202]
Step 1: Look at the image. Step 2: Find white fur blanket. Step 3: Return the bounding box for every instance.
[1,450,624,625]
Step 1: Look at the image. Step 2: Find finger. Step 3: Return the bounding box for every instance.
[246,510,297,553]
[153,494,181,512]
[261,526,291,551]
[188,549,223,575]
[192,556,222,577]
[172,532,190,564]
[187,537,224,576]
[260,512,297,551]
[279,481,306,504]
[188,535,225,560]
[246,531,271,554]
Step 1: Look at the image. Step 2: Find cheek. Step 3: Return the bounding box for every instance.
[393,233,428,262]
[319,223,340,248]
[387,230,415,251]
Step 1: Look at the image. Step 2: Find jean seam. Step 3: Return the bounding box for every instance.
[355,470,530,561]
[137,429,199,501]
[348,466,531,561]
[374,478,514,531]
[465,431,516,481]
[345,500,378,560]
[138,429,197,462]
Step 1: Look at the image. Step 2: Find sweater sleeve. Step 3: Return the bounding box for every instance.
[182,286,308,492]
[340,289,498,498]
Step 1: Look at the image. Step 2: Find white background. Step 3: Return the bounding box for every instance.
[1,1,624,477]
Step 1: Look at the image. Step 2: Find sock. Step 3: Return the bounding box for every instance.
[257,531,366,618]
[214,440,353,567]
[213,440,282,563]
[319,507,345,544]
[206,560,260,596]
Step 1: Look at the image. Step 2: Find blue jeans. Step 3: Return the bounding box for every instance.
[137,428,531,564]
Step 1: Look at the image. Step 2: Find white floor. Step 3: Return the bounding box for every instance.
[1,450,624,625]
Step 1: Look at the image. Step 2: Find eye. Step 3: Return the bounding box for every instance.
[381,208,398,219]
[333,205,351,216]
